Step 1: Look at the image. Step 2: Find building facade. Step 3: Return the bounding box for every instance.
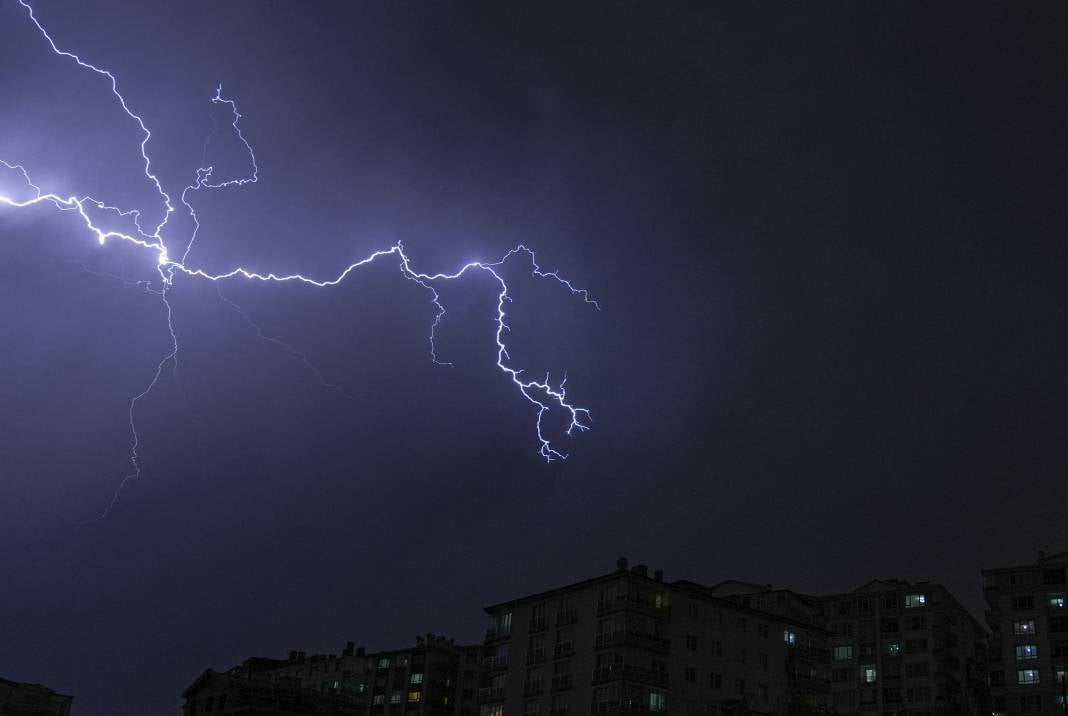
[813,580,988,716]
[982,550,1068,716]
[0,678,72,716]
[478,559,830,716]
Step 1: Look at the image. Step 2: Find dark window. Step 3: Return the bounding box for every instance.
[1012,595,1035,611]
[709,672,721,689]
[1044,569,1066,585]
[684,667,696,683]
[685,635,698,651]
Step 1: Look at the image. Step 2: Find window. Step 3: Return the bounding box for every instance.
[710,640,722,657]
[482,705,504,716]
[1014,620,1037,635]
[759,653,768,669]
[1012,595,1035,611]
[410,673,423,684]
[687,603,699,619]
[549,694,569,716]
[783,630,797,646]
[905,662,929,677]
[758,623,768,638]
[1016,644,1038,660]
[648,690,666,713]
[524,700,539,716]
[758,683,768,700]
[734,678,745,695]
[391,692,402,704]
[906,616,926,630]
[378,658,391,669]
[1019,695,1042,710]
[709,672,721,689]
[905,639,928,654]
[833,645,854,661]
[735,617,747,632]
[886,642,900,655]
[832,668,850,683]
[684,667,696,683]
[1017,669,1040,685]
[904,594,927,608]
[990,671,1005,687]
[881,595,896,610]
[374,695,385,705]
[883,687,900,703]
[1043,569,1065,585]
[1056,667,1067,683]
[408,692,421,703]
[1051,594,1067,609]
[858,598,872,612]
[685,635,697,651]
[881,618,899,633]
[860,665,877,683]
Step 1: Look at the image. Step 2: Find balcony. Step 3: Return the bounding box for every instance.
[478,687,505,702]
[551,674,573,691]
[556,610,578,627]
[596,595,671,620]
[483,655,509,671]
[486,626,511,642]
[590,703,664,716]
[529,617,548,634]
[526,649,546,665]
[548,709,569,716]
[788,645,831,664]
[595,631,670,655]
[787,674,831,693]
[553,642,576,659]
[522,680,544,697]
[592,664,669,689]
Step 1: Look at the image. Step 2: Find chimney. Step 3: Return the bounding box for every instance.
[356,647,366,657]
[343,641,355,656]
[654,569,664,582]
[616,556,629,572]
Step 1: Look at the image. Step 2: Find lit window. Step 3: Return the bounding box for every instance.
[833,645,854,661]
[783,631,797,646]
[861,666,877,683]
[408,691,421,703]
[378,658,391,669]
[1014,620,1037,635]
[1017,669,1040,685]
[410,673,424,685]
[1051,595,1067,609]
[373,695,385,705]
[1016,644,1039,660]
[886,643,900,656]
[904,594,927,608]
[648,691,667,713]
[391,692,402,704]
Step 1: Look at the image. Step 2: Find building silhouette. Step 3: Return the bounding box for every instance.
[0,677,72,716]
[478,559,831,716]
[982,549,1068,716]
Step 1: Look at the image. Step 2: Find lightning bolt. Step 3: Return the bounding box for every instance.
[0,1,598,519]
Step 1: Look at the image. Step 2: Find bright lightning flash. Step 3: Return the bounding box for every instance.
[0,1,599,519]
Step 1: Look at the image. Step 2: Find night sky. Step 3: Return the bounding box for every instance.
[0,2,1065,714]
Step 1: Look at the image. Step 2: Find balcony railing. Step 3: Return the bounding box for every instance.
[526,649,546,665]
[595,631,670,654]
[522,680,544,697]
[553,642,576,659]
[556,610,578,626]
[486,626,511,641]
[548,709,569,716]
[592,663,669,688]
[551,674,573,691]
[478,687,505,702]
[483,655,509,671]
[788,645,831,664]
[787,674,831,693]
[596,595,671,619]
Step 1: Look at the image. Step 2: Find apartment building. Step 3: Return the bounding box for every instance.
[982,549,1068,716]
[366,635,482,716]
[0,677,73,716]
[814,580,988,716]
[478,558,830,716]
